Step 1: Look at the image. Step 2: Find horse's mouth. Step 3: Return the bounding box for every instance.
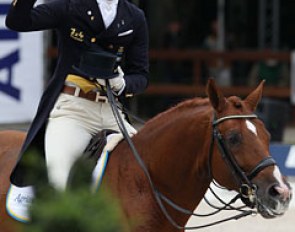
[258,204,284,218]
[257,198,290,219]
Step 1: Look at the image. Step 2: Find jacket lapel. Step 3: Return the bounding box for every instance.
[76,0,105,34]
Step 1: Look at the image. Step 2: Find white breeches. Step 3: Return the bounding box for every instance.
[45,93,136,190]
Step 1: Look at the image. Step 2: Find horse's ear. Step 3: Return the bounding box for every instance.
[244,80,265,111]
[206,78,226,112]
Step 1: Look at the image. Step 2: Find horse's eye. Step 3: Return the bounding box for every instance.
[226,132,242,146]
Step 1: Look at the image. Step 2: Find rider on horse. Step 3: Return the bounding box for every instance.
[5,0,149,222]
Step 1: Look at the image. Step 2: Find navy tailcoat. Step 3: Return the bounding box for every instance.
[5,0,149,186]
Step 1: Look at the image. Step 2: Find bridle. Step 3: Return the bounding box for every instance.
[105,82,277,230]
[211,114,277,208]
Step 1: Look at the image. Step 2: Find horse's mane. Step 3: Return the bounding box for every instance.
[142,97,211,130]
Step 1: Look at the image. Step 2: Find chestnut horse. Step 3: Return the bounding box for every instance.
[0,80,292,231]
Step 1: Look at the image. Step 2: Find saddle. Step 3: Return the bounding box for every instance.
[84,129,118,161]
[67,129,118,190]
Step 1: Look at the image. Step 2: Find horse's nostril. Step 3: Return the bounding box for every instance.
[268,185,280,198]
[268,184,291,201]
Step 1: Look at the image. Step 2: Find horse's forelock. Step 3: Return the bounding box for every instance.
[226,96,257,114]
[227,96,243,108]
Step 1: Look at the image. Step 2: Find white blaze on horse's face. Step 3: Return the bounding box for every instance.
[273,166,291,201]
[246,120,257,136]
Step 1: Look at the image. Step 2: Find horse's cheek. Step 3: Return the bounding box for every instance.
[212,154,236,190]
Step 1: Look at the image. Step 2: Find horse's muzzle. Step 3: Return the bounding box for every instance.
[257,182,292,218]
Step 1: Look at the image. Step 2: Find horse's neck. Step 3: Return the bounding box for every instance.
[136,106,213,210]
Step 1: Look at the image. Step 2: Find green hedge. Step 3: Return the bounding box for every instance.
[25,188,123,232]
[22,149,124,232]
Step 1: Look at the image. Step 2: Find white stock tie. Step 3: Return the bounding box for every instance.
[98,0,118,29]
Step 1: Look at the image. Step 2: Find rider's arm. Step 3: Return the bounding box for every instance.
[5,0,66,31]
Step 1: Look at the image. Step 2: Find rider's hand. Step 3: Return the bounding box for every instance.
[96,66,125,95]
[109,66,125,95]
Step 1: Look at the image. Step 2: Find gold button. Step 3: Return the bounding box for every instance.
[108,44,114,49]
[91,16,95,21]
[91,37,96,43]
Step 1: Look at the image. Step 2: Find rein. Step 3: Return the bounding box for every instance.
[105,83,275,230]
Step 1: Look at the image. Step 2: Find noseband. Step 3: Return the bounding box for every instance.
[211,114,277,207]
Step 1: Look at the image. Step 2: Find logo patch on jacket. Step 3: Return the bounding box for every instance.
[70,28,84,42]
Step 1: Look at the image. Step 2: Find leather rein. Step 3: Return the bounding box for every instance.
[105,82,276,230]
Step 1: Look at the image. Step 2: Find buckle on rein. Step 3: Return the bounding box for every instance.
[240,184,258,207]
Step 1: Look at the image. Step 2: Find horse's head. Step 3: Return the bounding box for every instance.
[207,79,292,218]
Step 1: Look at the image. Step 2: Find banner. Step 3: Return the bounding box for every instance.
[0,0,43,123]
[270,144,295,177]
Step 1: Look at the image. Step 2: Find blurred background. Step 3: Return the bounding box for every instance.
[1,0,295,143]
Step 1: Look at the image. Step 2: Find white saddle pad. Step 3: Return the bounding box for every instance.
[91,133,124,192]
